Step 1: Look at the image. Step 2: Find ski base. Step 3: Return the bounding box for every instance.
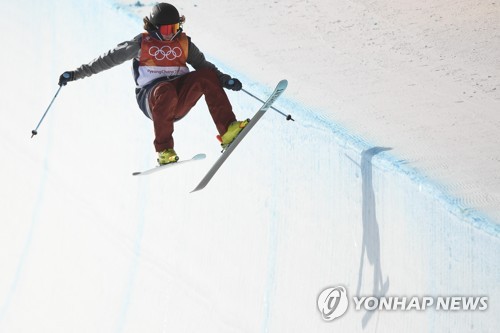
[191,79,288,192]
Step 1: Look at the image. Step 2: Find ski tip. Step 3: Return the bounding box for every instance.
[190,188,199,193]
[190,184,205,193]
[278,79,288,88]
[132,171,141,176]
[193,153,207,160]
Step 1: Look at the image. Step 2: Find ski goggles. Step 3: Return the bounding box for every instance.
[159,23,180,35]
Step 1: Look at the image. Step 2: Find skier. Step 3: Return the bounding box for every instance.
[58,2,248,165]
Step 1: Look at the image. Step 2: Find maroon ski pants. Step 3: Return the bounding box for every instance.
[148,68,236,152]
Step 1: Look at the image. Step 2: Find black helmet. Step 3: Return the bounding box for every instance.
[149,3,180,26]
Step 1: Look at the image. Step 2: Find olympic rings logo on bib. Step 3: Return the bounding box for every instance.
[148,46,182,61]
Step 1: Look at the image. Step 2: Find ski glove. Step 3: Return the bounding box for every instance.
[223,78,242,91]
[58,71,75,86]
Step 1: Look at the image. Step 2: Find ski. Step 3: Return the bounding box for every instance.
[132,153,206,176]
[191,79,288,192]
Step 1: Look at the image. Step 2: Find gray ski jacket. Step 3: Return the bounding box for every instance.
[73,32,230,117]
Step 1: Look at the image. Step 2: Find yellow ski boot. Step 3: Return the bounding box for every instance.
[217,119,250,149]
[157,148,179,165]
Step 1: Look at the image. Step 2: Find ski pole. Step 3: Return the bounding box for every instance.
[240,85,294,121]
[31,85,63,138]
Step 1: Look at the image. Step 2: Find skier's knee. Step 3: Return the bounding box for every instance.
[196,67,218,83]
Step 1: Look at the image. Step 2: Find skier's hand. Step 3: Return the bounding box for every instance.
[223,77,242,91]
[58,71,75,86]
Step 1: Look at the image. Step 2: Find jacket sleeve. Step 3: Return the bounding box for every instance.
[73,34,142,80]
[186,38,231,85]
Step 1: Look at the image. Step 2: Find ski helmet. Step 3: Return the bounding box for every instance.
[149,3,180,26]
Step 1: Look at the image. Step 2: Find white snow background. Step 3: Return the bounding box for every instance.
[0,0,499,332]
